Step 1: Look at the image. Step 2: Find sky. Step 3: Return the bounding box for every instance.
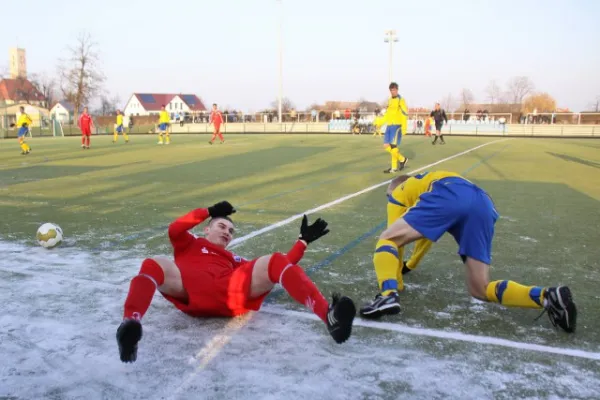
[1,0,599,112]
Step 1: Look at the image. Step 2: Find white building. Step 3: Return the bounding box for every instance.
[49,101,76,123]
[123,93,207,117]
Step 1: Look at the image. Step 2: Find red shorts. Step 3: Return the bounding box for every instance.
[213,123,221,132]
[81,127,91,136]
[161,260,269,317]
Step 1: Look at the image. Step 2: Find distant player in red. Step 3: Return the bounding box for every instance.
[78,107,94,149]
[116,201,356,363]
[208,103,224,144]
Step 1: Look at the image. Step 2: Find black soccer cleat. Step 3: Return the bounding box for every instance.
[542,286,577,333]
[326,294,356,344]
[359,291,401,320]
[383,167,398,174]
[116,318,143,363]
[398,158,408,171]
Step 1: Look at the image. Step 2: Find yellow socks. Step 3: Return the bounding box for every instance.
[485,280,545,308]
[374,239,402,295]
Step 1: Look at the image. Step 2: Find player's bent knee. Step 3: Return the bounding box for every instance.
[152,256,186,298]
[250,255,276,298]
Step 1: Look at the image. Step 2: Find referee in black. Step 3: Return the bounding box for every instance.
[430,103,448,145]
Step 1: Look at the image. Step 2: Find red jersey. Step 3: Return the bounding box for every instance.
[210,110,223,125]
[79,113,93,130]
[168,209,248,276]
[167,208,308,277]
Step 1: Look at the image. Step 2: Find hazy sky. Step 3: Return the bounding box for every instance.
[2,0,599,112]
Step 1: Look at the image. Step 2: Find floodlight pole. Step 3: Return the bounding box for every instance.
[278,0,283,124]
[384,30,398,84]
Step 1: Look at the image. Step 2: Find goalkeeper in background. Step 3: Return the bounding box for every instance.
[382,82,408,173]
[15,106,32,155]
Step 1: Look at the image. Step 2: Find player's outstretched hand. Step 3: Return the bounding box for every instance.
[208,201,236,218]
[299,214,330,244]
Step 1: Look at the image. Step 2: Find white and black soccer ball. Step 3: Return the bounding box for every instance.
[36,223,63,249]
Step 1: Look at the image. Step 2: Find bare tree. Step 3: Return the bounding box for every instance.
[460,88,474,109]
[506,76,535,105]
[441,93,456,112]
[58,32,104,119]
[30,73,58,109]
[96,94,121,116]
[588,96,600,112]
[13,76,44,105]
[270,97,294,112]
[485,80,502,105]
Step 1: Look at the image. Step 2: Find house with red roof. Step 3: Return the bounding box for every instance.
[0,78,46,107]
[123,93,207,117]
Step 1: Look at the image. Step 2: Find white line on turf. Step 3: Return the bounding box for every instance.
[263,307,600,361]
[229,138,508,248]
[166,138,510,398]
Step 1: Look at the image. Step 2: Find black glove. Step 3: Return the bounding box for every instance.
[208,201,236,218]
[299,214,329,244]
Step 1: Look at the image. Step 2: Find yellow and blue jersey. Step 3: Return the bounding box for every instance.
[116,114,123,126]
[390,171,498,265]
[16,113,32,137]
[388,171,464,219]
[17,113,32,128]
[159,111,170,124]
[382,95,408,145]
[383,96,408,130]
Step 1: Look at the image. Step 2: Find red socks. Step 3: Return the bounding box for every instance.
[286,240,306,264]
[123,259,165,320]
[217,133,224,142]
[267,253,329,323]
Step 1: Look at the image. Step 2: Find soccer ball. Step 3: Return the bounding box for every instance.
[36,223,63,249]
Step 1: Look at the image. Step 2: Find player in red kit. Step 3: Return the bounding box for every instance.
[208,103,224,144]
[78,107,94,149]
[117,201,356,363]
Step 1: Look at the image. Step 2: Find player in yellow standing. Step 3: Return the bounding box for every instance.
[15,106,32,155]
[382,82,408,173]
[113,110,129,143]
[157,105,171,145]
[359,171,577,334]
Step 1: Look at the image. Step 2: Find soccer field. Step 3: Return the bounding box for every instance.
[1,133,600,399]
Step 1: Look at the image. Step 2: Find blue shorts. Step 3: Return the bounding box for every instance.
[116,124,123,133]
[384,125,402,146]
[18,127,29,137]
[403,177,499,264]
[159,123,168,132]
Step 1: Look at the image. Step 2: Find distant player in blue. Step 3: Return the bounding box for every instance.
[359,171,577,334]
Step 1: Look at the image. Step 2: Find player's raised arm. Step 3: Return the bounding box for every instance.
[286,215,330,264]
[168,201,237,250]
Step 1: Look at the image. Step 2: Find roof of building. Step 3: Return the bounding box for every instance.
[0,78,45,102]
[132,93,207,111]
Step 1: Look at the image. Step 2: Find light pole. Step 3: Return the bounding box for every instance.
[277,0,283,124]
[384,30,398,84]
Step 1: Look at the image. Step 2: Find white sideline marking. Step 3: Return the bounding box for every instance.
[263,307,600,361]
[166,139,510,398]
[229,138,508,248]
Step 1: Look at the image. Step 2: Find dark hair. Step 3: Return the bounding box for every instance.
[213,103,217,107]
[209,216,233,225]
[389,82,398,89]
